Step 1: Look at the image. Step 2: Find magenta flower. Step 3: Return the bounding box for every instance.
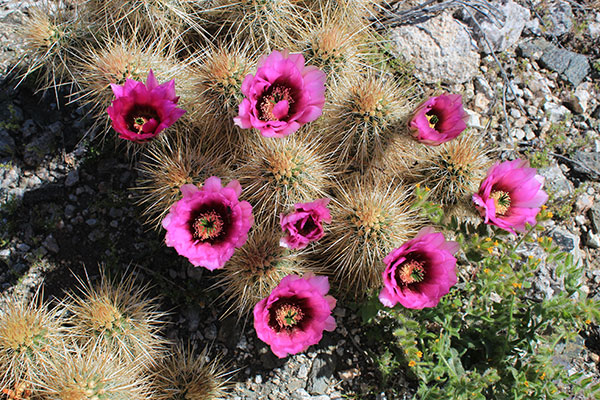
[472,159,548,234]
[161,177,253,270]
[280,198,331,250]
[253,273,336,358]
[234,50,326,138]
[409,94,467,146]
[106,69,186,143]
[379,227,459,310]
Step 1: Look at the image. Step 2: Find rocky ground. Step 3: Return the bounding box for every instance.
[1,0,600,399]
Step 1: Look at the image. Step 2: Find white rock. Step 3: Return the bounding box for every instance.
[574,83,592,114]
[473,93,490,112]
[390,12,479,84]
[527,71,552,95]
[463,0,531,53]
[587,231,600,249]
[588,13,600,38]
[543,102,570,123]
[513,128,526,140]
[465,109,484,129]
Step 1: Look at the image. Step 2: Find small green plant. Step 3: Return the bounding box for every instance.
[527,122,569,169]
[362,185,600,399]
[0,105,23,132]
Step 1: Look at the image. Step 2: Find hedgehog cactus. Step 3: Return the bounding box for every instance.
[12,0,512,374]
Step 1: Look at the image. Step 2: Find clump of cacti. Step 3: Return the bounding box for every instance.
[11,0,537,377]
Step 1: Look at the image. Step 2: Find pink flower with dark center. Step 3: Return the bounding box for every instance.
[161,177,253,270]
[409,94,467,146]
[234,50,326,138]
[107,69,186,143]
[280,198,331,250]
[472,159,548,234]
[253,273,336,358]
[379,227,459,309]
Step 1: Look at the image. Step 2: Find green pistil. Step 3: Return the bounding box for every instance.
[275,304,304,328]
[426,112,439,129]
[490,190,511,216]
[133,116,148,134]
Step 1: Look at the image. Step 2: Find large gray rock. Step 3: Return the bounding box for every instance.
[539,165,574,202]
[306,354,336,395]
[550,226,583,264]
[390,12,479,84]
[518,38,590,86]
[572,151,600,180]
[462,0,531,53]
[543,0,573,37]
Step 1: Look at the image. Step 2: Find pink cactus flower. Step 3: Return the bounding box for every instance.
[253,273,336,358]
[234,50,326,138]
[161,177,253,270]
[280,198,331,250]
[107,69,186,143]
[409,93,467,146]
[472,159,548,234]
[379,227,459,310]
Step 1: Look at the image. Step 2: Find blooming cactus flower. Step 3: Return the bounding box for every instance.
[107,69,186,142]
[253,273,336,358]
[234,50,326,138]
[162,177,253,270]
[409,93,467,146]
[280,198,331,250]
[472,159,548,234]
[379,227,459,309]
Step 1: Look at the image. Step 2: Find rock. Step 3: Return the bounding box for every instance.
[21,119,36,138]
[543,102,570,123]
[572,152,600,180]
[0,129,15,156]
[462,0,530,53]
[473,93,491,112]
[550,226,582,263]
[218,316,243,350]
[24,130,57,166]
[586,231,600,249]
[588,13,600,38]
[17,243,30,252]
[465,110,484,130]
[542,0,573,37]
[589,204,600,234]
[390,12,479,84]
[574,84,592,114]
[307,354,336,395]
[22,184,65,206]
[42,234,59,253]
[518,38,590,86]
[65,170,79,187]
[526,70,552,95]
[473,76,494,99]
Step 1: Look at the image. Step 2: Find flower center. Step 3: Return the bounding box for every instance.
[133,117,149,132]
[490,190,511,216]
[274,303,304,329]
[192,211,224,241]
[397,260,425,285]
[258,84,294,121]
[127,106,160,135]
[425,111,440,129]
[295,216,317,236]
